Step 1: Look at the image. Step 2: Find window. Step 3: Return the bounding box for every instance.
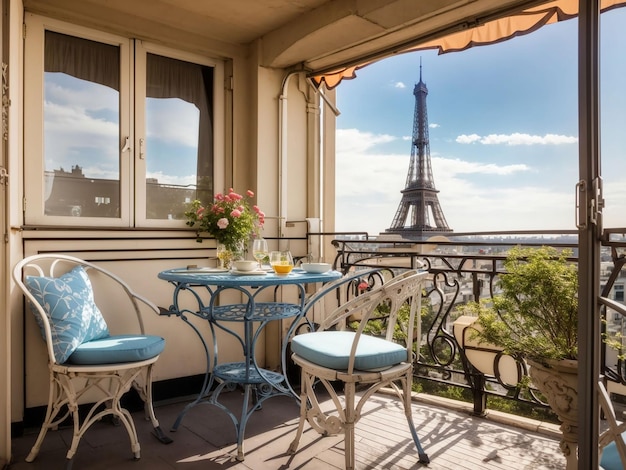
[24,14,224,227]
[615,284,624,302]
[136,48,216,225]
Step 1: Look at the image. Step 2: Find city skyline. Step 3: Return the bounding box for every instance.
[334,7,626,236]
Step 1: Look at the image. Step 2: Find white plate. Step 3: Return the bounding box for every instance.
[178,267,229,274]
[229,269,267,276]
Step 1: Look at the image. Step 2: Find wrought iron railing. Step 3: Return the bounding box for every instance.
[322,230,626,416]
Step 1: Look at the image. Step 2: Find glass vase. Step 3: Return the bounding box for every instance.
[216,241,245,270]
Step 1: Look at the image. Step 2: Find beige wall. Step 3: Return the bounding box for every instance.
[5,0,24,464]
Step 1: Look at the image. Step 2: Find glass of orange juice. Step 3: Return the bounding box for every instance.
[269,251,294,275]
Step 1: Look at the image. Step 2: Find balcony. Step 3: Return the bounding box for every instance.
[12,230,624,469]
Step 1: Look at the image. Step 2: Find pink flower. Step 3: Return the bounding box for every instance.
[357,281,369,291]
[185,188,266,243]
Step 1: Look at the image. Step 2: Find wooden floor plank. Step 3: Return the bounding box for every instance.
[9,390,565,469]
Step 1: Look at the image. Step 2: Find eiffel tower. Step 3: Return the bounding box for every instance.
[385,62,452,240]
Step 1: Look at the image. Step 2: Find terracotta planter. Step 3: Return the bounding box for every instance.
[527,358,578,470]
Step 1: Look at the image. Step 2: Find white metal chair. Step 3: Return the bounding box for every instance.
[288,269,429,469]
[13,254,172,469]
[599,379,626,469]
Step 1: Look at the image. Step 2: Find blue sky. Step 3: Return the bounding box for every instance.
[334,7,626,235]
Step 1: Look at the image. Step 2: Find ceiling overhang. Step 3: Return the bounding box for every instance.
[309,0,626,89]
[24,0,550,71]
[25,0,623,90]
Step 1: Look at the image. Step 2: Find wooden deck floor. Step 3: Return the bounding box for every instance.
[7,391,565,469]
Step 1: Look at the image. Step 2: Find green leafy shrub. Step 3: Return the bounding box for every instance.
[456,246,578,361]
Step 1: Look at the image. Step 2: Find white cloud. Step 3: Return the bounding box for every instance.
[436,182,574,232]
[456,134,482,144]
[457,132,578,145]
[44,101,118,140]
[394,82,406,89]
[434,157,530,176]
[146,98,200,148]
[336,128,396,154]
[44,101,119,175]
[429,123,440,129]
[46,80,118,113]
[402,135,411,141]
[334,128,556,234]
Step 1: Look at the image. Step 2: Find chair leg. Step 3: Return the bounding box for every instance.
[402,372,429,464]
[26,373,66,462]
[64,367,145,461]
[134,363,173,444]
[64,377,85,461]
[288,369,310,454]
[344,382,356,470]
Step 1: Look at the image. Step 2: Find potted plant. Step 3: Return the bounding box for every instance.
[456,245,579,469]
[184,188,265,269]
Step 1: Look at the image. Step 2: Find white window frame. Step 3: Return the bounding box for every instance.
[134,40,224,228]
[23,13,224,228]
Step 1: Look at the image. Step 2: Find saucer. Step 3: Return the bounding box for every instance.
[229,269,267,276]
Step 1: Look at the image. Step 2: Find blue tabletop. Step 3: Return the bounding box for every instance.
[158,267,342,287]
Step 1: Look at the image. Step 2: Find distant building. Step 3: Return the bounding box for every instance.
[44,165,196,219]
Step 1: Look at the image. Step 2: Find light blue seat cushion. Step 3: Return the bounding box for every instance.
[69,334,166,365]
[291,330,406,371]
[25,265,110,363]
[600,433,626,470]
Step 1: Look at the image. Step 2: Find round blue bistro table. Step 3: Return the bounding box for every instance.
[157,266,342,461]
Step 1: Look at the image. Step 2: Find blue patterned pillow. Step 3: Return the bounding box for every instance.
[25,265,110,363]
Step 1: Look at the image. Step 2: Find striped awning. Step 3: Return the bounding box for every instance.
[310,0,626,90]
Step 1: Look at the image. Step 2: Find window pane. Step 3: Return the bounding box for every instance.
[144,53,213,220]
[44,31,120,218]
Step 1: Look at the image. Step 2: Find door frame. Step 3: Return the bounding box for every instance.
[577,0,602,467]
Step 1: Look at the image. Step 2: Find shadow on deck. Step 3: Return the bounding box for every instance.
[7,390,565,470]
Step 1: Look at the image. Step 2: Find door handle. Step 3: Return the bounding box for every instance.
[121,136,131,153]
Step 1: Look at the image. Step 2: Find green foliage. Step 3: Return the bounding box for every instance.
[349,294,429,345]
[414,379,559,424]
[456,246,578,361]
